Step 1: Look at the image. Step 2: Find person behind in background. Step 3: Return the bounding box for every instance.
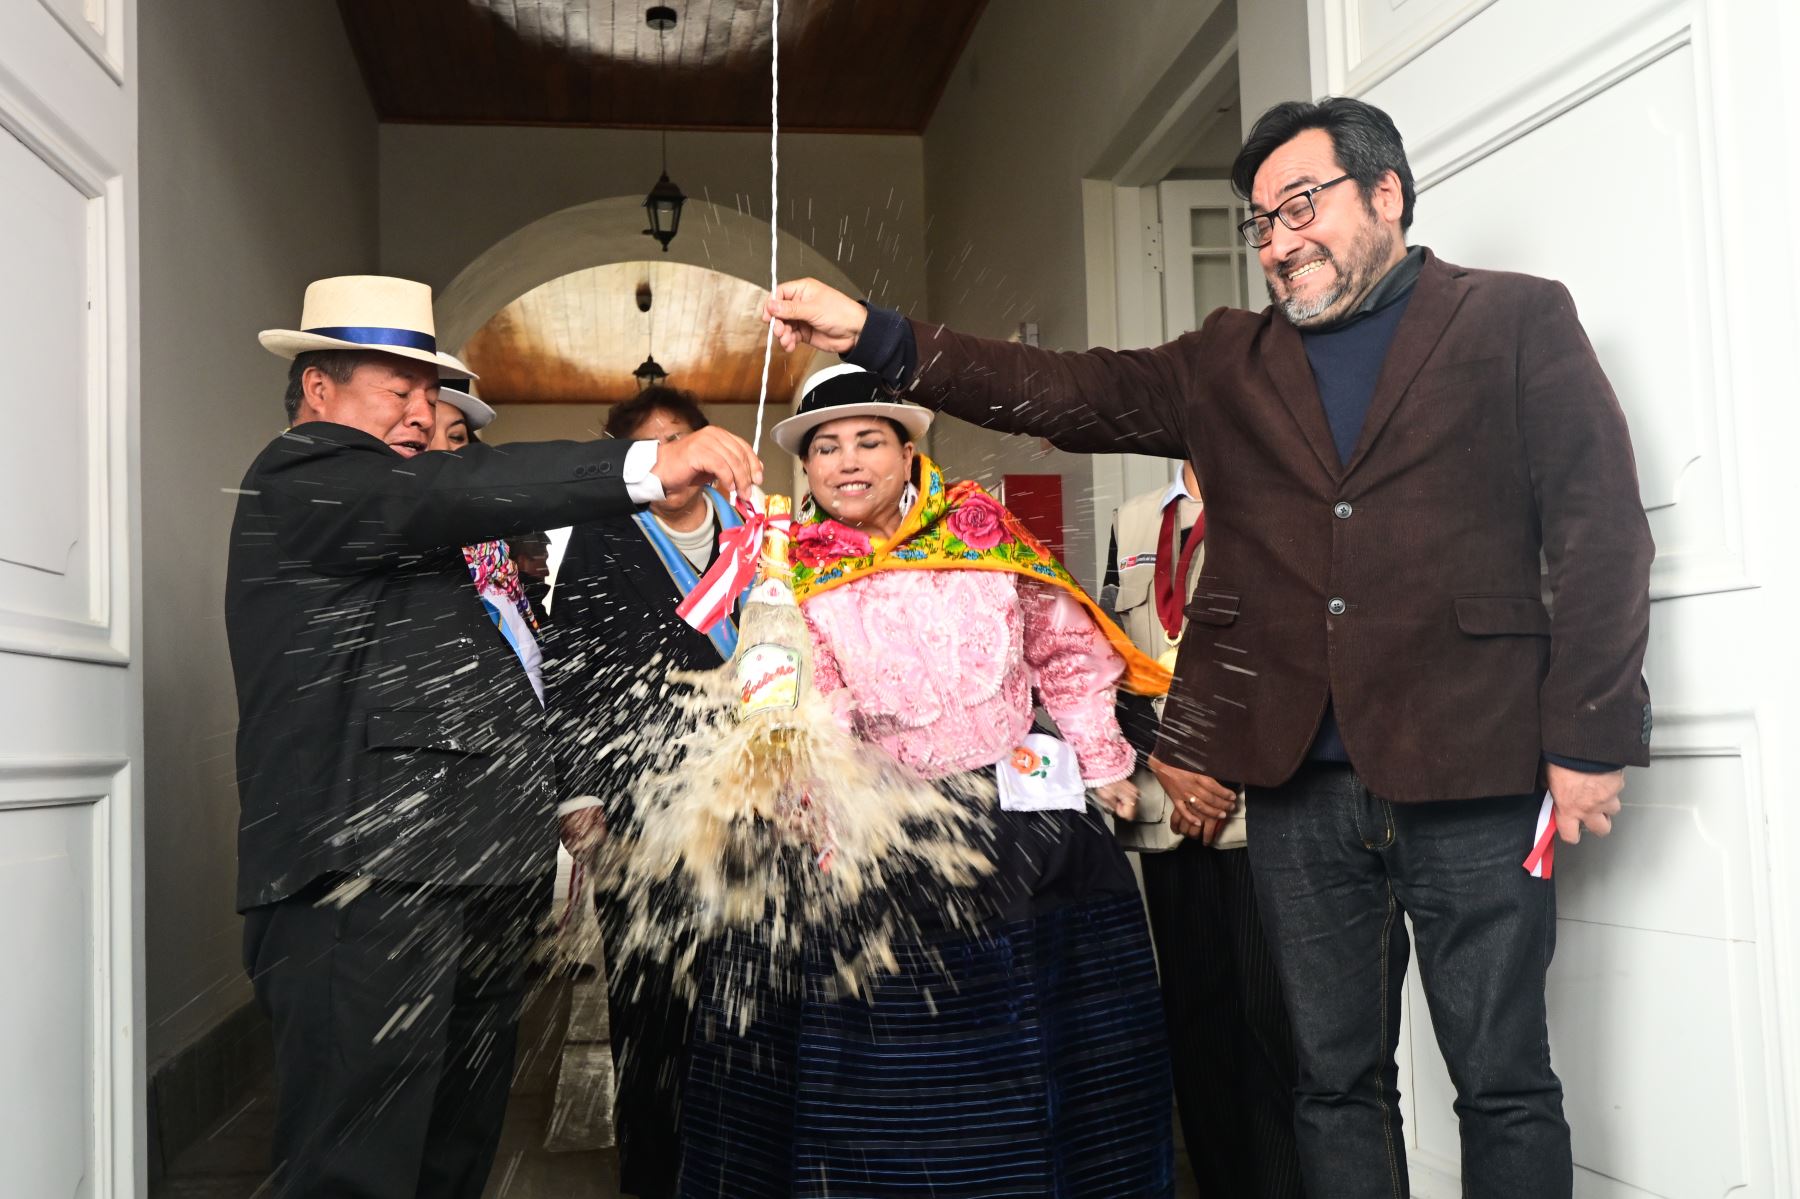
[228,275,761,1199]
[548,385,747,1199]
[1104,461,1302,1198]
[679,366,1175,1199]
[760,95,1654,1198]
[431,375,548,705]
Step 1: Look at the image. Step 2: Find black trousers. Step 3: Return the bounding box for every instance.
[1248,763,1570,1199]
[597,883,695,1199]
[1141,840,1304,1198]
[242,876,549,1199]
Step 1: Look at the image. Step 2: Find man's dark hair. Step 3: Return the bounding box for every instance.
[283,350,373,423]
[604,385,710,440]
[1231,97,1416,232]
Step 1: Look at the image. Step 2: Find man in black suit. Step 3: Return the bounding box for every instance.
[548,385,744,1199]
[227,275,761,1199]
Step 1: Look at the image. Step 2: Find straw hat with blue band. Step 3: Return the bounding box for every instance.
[258,275,475,379]
[772,363,932,456]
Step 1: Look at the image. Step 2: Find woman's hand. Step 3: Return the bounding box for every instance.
[1092,778,1140,821]
[1149,755,1236,843]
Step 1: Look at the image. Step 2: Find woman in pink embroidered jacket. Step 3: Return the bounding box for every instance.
[679,367,1175,1199]
[805,567,1136,788]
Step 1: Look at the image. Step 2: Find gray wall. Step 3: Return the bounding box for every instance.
[919,0,1225,587]
[140,0,378,1065]
[1240,0,1318,132]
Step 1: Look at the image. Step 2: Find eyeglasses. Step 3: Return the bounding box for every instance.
[1238,174,1353,248]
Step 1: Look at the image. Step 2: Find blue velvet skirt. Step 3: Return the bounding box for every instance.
[678,806,1175,1198]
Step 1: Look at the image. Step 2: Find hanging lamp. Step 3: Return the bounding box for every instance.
[643,6,686,252]
[633,354,668,389]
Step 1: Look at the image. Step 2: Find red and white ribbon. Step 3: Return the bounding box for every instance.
[676,496,791,634]
[1522,791,1556,879]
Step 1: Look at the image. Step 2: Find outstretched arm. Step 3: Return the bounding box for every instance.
[257,424,763,574]
[766,278,1199,459]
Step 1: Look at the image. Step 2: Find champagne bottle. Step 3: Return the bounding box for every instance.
[731,493,813,726]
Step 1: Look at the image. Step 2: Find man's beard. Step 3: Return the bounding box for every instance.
[1266,217,1398,328]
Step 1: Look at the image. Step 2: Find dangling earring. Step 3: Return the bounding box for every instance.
[899,482,918,514]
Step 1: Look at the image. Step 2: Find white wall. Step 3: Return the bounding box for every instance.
[139,0,378,1065]
[1240,0,1318,130]
[920,0,1227,587]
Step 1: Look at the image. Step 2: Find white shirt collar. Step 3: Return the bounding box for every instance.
[1160,474,1199,511]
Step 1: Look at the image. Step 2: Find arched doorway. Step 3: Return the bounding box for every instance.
[435,194,862,352]
[434,194,872,488]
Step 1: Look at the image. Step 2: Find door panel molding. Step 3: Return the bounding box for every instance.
[0,756,133,1197]
[1363,6,1747,603]
[1316,0,1501,95]
[33,0,125,81]
[0,69,130,665]
[1315,0,1795,1192]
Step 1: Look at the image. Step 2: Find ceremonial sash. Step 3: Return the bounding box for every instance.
[635,488,750,661]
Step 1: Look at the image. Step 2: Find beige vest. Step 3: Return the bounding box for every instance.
[1109,487,1248,852]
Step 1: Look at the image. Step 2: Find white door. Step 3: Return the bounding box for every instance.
[1308,0,1800,1193]
[0,0,142,1195]
[1156,179,1255,337]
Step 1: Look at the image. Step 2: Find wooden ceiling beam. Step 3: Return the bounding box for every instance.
[336,0,987,133]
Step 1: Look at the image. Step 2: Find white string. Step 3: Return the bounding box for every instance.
[751,0,779,456]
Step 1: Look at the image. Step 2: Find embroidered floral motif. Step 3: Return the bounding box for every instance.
[462,540,535,628]
[792,519,872,568]
[946,491,1007,550]
[788,454,1169,697]
[1010,746,1052,778]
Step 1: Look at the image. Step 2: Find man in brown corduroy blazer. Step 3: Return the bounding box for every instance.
[762,98,1652,1199]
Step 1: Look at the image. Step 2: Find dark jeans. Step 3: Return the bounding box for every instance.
[1141,842,1304,1198]
[1247,763,1570,1199]
[242,876,549,1199]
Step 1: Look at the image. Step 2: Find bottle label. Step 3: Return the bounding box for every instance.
[736,642,801,716]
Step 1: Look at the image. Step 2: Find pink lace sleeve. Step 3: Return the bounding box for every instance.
[803,607,857,733]
[1019,580,1135,785]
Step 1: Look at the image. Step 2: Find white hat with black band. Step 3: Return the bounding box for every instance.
[771,363,931,456]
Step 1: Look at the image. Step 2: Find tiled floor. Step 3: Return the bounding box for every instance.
[154,977,1201,1198]
[152,979,622,1199]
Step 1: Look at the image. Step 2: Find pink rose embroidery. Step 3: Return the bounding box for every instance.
[794,519,873,568]
[946,492,1007,550]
